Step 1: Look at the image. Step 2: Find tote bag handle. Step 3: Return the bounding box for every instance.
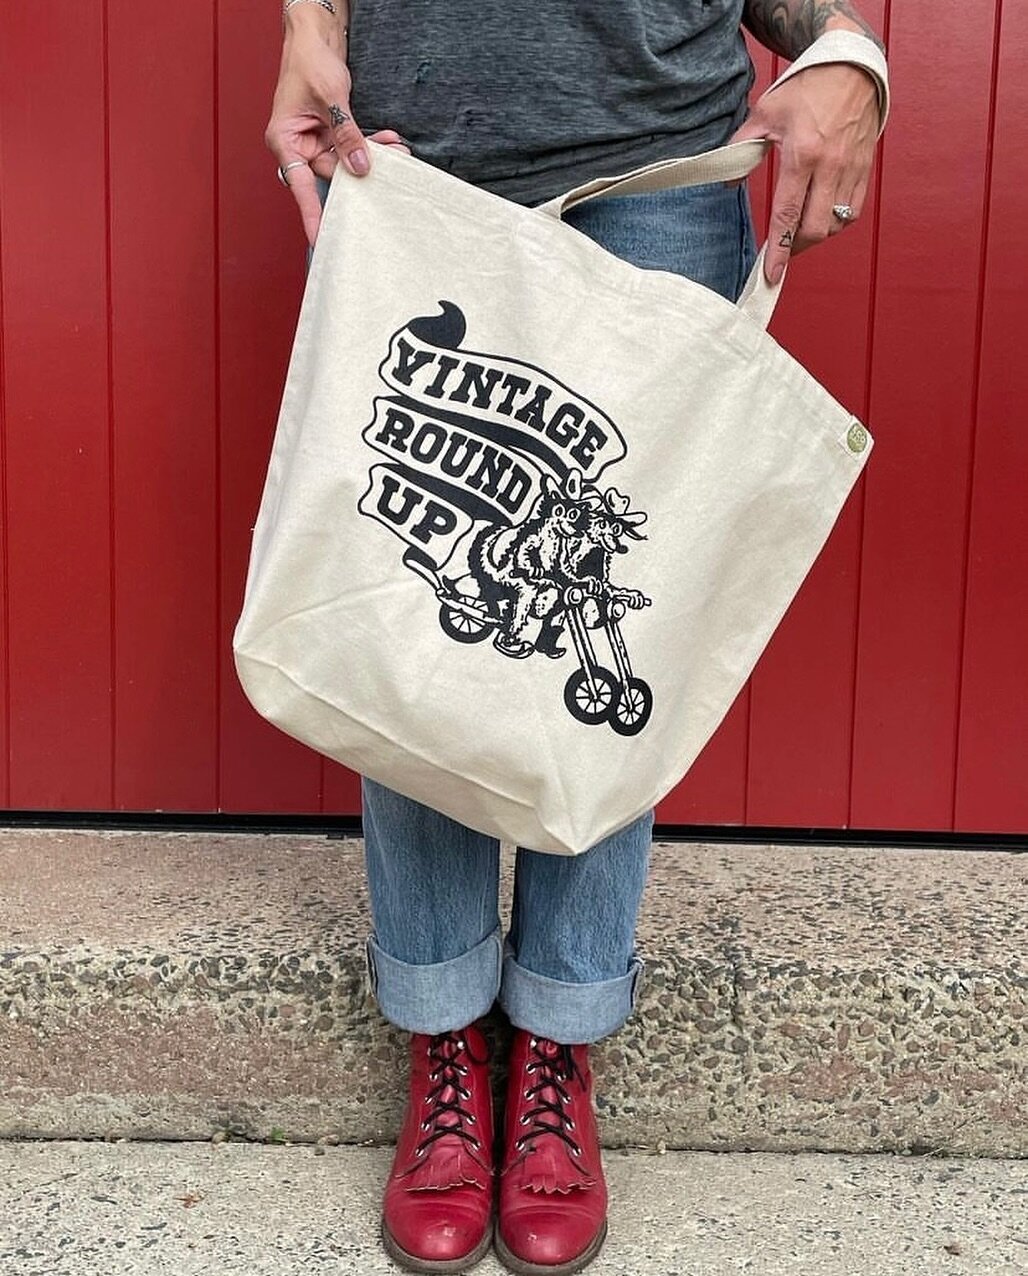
[535,138,782,330]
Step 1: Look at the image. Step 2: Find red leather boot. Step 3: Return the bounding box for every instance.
[496,1031,608,1275]
[382,1024,495,1274]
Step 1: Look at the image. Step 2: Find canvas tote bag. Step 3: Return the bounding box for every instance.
[233,136,873,856]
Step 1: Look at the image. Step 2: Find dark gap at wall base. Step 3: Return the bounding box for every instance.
[0,810,1023,853]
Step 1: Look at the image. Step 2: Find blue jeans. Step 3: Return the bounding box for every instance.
[362,180,757,1044]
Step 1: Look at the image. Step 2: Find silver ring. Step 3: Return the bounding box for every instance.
[832,203,857,223]
[277,159,308,187]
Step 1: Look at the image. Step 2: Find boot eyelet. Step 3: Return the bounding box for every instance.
[456,1064,469,1076]
[572,1143,582,1157]
[523,1089,532,1099]
[530,1037,538,1047]
[416,1147,426,1157]
[420,1120,430,1130]
[457,1039,465,1050]
[566,1119,575,1130]
[467,1114,477,1124]
[515,1137,525,1151]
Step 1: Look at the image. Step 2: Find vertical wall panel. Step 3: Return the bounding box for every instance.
[0,6,113,807]
[656,39,776,827]
[0,6,1023,831]
[0,174,10,808]
[849,1,997,830]
[746,2,887,827]
[215,1,325,812]
[954,2,1028,831]
[322,760,362,816]
[107,1,219,808]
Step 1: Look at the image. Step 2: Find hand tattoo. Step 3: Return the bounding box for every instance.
[743,1,884,60]
[779,229,796,248]
[328,103,350,128]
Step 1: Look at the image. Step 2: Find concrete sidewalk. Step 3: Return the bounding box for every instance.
[2,1140,1026,1275]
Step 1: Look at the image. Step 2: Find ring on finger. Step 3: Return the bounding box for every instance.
[277,159,308,187]
[832,203,857,223]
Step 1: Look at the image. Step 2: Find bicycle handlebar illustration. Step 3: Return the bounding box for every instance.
[436,580,653,736]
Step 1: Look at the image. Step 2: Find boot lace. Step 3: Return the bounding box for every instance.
[415,1029,490,1158]
[513,1036,584,1158]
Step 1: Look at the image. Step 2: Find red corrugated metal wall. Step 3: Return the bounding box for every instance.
[0,3,1025,831]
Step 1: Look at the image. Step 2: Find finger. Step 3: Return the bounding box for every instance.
[309,131,410,184]
[367,129,408,147]
[367,129,412,156]
[851,168,871,217]
[282,163,324,247]
[325,99,369,176]
[310,146,338,180]
[796,169,841,251]
[765,159,811,285]
[820,169,870,240]
[727,114,767,147]
[723,115,768,187]
[835,170,871,230]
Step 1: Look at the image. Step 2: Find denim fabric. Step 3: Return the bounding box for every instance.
[562,179,757,302]
[363,778,653,1042]
[359,179,757,1043]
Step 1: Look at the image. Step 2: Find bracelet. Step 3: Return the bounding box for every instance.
[283,0,338,18]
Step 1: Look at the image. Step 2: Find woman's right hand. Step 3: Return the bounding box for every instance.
[266,3,409,245]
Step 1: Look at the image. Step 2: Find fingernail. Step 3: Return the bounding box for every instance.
[347,147,369,175]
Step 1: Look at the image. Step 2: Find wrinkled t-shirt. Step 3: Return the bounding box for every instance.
[347,1,753,205]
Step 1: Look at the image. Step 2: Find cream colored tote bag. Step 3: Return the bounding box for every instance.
[233,137,873,856]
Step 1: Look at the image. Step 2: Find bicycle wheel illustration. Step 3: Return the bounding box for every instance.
[438,602,492,644]
[609,676,653,736]
[563,666,619,724]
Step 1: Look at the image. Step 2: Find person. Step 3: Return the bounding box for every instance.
[265,3,886,1273]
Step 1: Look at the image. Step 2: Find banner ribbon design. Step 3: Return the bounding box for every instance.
[357,301,655,736]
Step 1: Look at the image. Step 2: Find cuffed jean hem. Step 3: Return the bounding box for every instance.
[498,941,645,1045]
[365,926,503,1035]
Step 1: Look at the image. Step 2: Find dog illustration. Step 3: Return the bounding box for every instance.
[559,485,651,613]
[466,470,590,658]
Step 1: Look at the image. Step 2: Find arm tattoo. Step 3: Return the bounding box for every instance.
[743,1,884,60]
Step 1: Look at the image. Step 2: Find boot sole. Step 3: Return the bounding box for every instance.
[381,1219,493,1274]
[493,1219,609,1276]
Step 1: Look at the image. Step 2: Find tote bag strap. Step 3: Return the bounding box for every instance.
[535,138,771,219]
[536,138,783,331]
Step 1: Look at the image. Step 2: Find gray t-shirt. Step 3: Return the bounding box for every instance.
[348,1,753,205]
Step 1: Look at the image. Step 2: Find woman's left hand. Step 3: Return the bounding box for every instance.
[730,62,881,283]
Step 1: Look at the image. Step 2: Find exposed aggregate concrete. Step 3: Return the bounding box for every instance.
[0,830,1024,1155]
